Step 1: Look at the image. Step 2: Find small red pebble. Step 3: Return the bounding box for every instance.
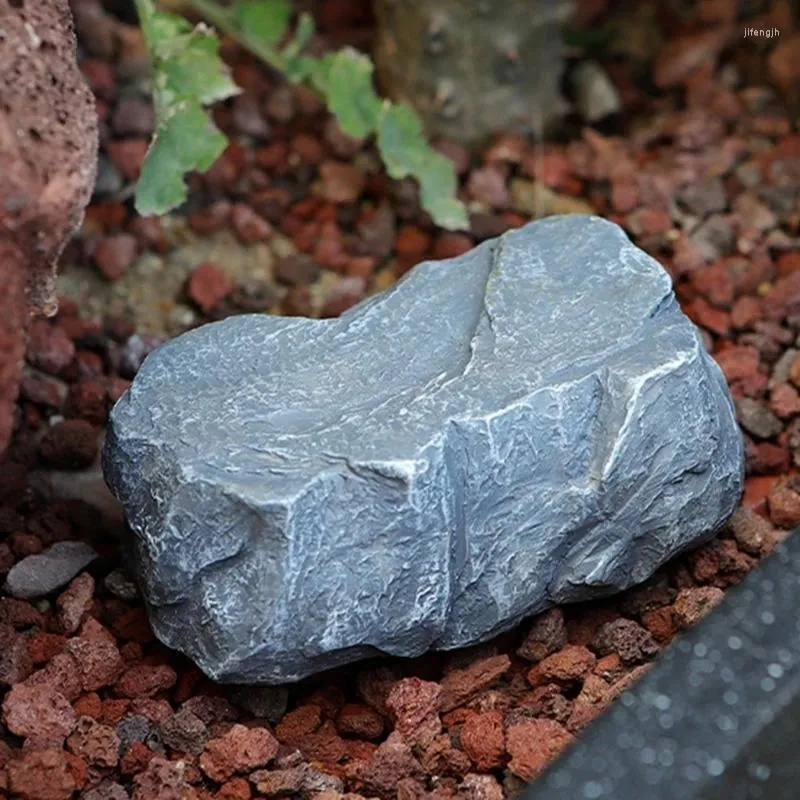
[230,204,273,244]
[6,748,83,800]
[199,724,279,782]
[38,420,99,470]
[432,232,473,260]
[106,138,148,181]
[72,692,103,720]
[538,645,597,683]
[2,683,77,744]
[56,573,95,635]
[65,379,107,426]
[94,233,139,281]
[506,718,574,781]
[459,709,505,771]
[26,320,75,376]
[714,346,761,382]
[395,225,432,258]
[186,262,235,314]
[115,663,177,699]
[767,486,800,528]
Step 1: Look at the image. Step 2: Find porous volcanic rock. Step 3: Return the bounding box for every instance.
[0,0,98,452]
[103,215,744,683]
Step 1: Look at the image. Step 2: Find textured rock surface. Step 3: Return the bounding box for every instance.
[0,0,98,453]
[103,215,744,683]
[4,542,99,600]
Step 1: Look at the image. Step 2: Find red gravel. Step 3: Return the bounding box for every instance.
[0,1,798,798]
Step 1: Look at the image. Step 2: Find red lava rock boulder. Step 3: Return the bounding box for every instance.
[115,663,177,699]
[2,682,77,745]
[199,723,279,781]
[0,0,97,454]
[64,635,124,692]
[506,718,574,781]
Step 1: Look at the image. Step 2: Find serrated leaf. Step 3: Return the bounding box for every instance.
[234,0,292,49]
[134,0,238,215]
[376,103,467,230]
[419,153,468,230]
[135,103,228,215]
[325,49,382,139]
[375,102,429,178]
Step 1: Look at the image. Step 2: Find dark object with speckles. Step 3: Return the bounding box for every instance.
[103,215,744,684]
[524,528,800,800]
[373,0,573,144]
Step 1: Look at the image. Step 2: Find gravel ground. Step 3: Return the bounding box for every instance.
[0,1,798,798]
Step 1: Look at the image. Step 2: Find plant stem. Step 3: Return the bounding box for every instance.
[184,0,288,73]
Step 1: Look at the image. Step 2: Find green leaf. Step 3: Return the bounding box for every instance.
[234,0,292,49]
[375,102,429,178]
[376,103,467,230]
[419,152,469,230]
[133,0,238,215]
[136,103,228,215]
[283,54,318,83]
[323,48,383,139]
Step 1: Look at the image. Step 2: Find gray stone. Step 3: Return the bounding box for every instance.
[4,541,98,600]
[102,215,744,684]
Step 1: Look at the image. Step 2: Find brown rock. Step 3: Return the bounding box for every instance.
[358,732,425,796]
[386,677,441,745]
[159,708,208,756]
[115,664,177,699]
[640,606,677,644]
[317,162,364,204]
[767,486,800,528]
[230,204,272,244]
[0,0,97,454]
[25,651,83,701]
[591,619,659,665]
[516,608,567,663]
[459,710,505,771]
[729,506,775,556]
[506,718,574,781]
[3,682,77,744]
[274,704,321,743]
[714,345,761,382]
[94,234,139,281]
[56,572,94,634]
[673,587,725,629]
[186,263,235,314]
[66,715,119,768]
[199,723,279,781]
[537,644,596,683]
[7,748,82,800]
[356,665,400,716]
[26,321,76,376]
[335,703,384,739]
[132,756,196,800]
[458,773,504,800]
[0,621,34,686]
[65,636,124,692]
[250,765,306,796]
[38,419,99,469]
[439,656,511,713]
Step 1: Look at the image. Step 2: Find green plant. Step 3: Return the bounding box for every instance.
[133,0,468,230]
